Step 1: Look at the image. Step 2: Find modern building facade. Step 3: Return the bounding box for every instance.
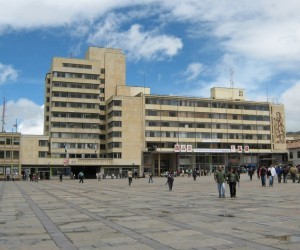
[0,47,288,179]
[0,132,21,180]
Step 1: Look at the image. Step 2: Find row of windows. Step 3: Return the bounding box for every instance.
[108,110,122,118]
[53,81,99,89]
[51,133,99,139]
[0,150,19,159]
[146,98,269,111]
[0,137,20,145]
[62,63,92,69]
[52,122,103,130]
[108,121,122,129]
[146,142,272,150]
[107,152,122,158]
[146,110,270,121]
[108,142,122,149]
[146,121,270,131]
[53,112,100,119]
[107,131,122,139]
[39,140,49,147]
[108,100,122,109]
[289,151,300,159]
[52,142,99,150]
[50,153,99,159]
[53,71,99,80]
[53,91,99,99]
[145,131,271,140]
[53,102,98,109]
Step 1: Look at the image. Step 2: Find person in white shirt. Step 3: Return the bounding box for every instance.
[268,165,276,187]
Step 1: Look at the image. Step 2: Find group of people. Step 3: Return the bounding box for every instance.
[257,165,299,186]
[127,170,174,190]
[214,165,239,198]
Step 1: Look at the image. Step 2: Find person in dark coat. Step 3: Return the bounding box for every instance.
[227,168,239,198]
[167,171,174,191]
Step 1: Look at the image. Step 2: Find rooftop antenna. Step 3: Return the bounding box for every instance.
[1,97,6,132]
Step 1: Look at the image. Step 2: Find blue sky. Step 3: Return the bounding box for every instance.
[1,0,300,134]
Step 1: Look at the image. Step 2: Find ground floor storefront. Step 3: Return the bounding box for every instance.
[143,151,288,176]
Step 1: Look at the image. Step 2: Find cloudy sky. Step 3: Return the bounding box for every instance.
[1,0,300,134]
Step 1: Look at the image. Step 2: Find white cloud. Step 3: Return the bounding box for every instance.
[0,0,145,31]
[0,63,18,84]
[183,63,204,81]
[1,99,44,135]
[89,23,183,61]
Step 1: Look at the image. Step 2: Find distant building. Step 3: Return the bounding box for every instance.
[0,47,288,179]
[286,134,300,166]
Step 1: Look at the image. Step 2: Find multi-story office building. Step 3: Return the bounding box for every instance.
[0,132,21,180]
[0,47,288,179]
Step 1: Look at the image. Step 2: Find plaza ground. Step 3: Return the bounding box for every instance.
[0,173,299,250]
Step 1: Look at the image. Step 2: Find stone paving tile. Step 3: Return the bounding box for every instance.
[1,175,300,249]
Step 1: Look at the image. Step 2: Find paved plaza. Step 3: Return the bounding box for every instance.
[0,174,300,250]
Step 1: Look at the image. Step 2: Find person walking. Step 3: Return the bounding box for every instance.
[282,165,289,183]
[268,165,276,187]
[78,171,84,183]
[148,171,153,183]
[214,165,227,198]
[192,169,197,181]
[127,170,133,186]
[276,166,283,183]
[290,165,297,183]
[259,166,267,187]
[227,168,239,198]
[59,172,63,182]
[248,167,254,181]
[166,171,174,191]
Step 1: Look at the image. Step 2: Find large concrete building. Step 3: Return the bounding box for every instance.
[0,47,288,179]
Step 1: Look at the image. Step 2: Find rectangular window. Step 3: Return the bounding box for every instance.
[290,152,293,159]
[0,137,5,145]
[39,140,48,147]
[5,151,11,159]
[13,151,19,159]
[6,138,12,145]
[38,151,48,158]
[297,151,300,158]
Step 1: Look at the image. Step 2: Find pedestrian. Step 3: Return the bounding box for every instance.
[78,171,84,183]
[214,165,227,198]
[128,170,133,186]
[259,166,267,187]
[97,172,101,181]
[192,169,197,181]
[276,166,283,183]
[268,165,276,187]
[59,172,63,182]
[290,165,297,183]
[282,165,289,183]
[148,171,153,183]
[227,168,239,198]
[248,167,254,181]
[166,171,174,191]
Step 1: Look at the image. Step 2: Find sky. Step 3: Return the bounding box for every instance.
[1,0,300,134]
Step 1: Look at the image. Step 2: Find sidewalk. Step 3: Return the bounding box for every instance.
[0,174,299,249]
